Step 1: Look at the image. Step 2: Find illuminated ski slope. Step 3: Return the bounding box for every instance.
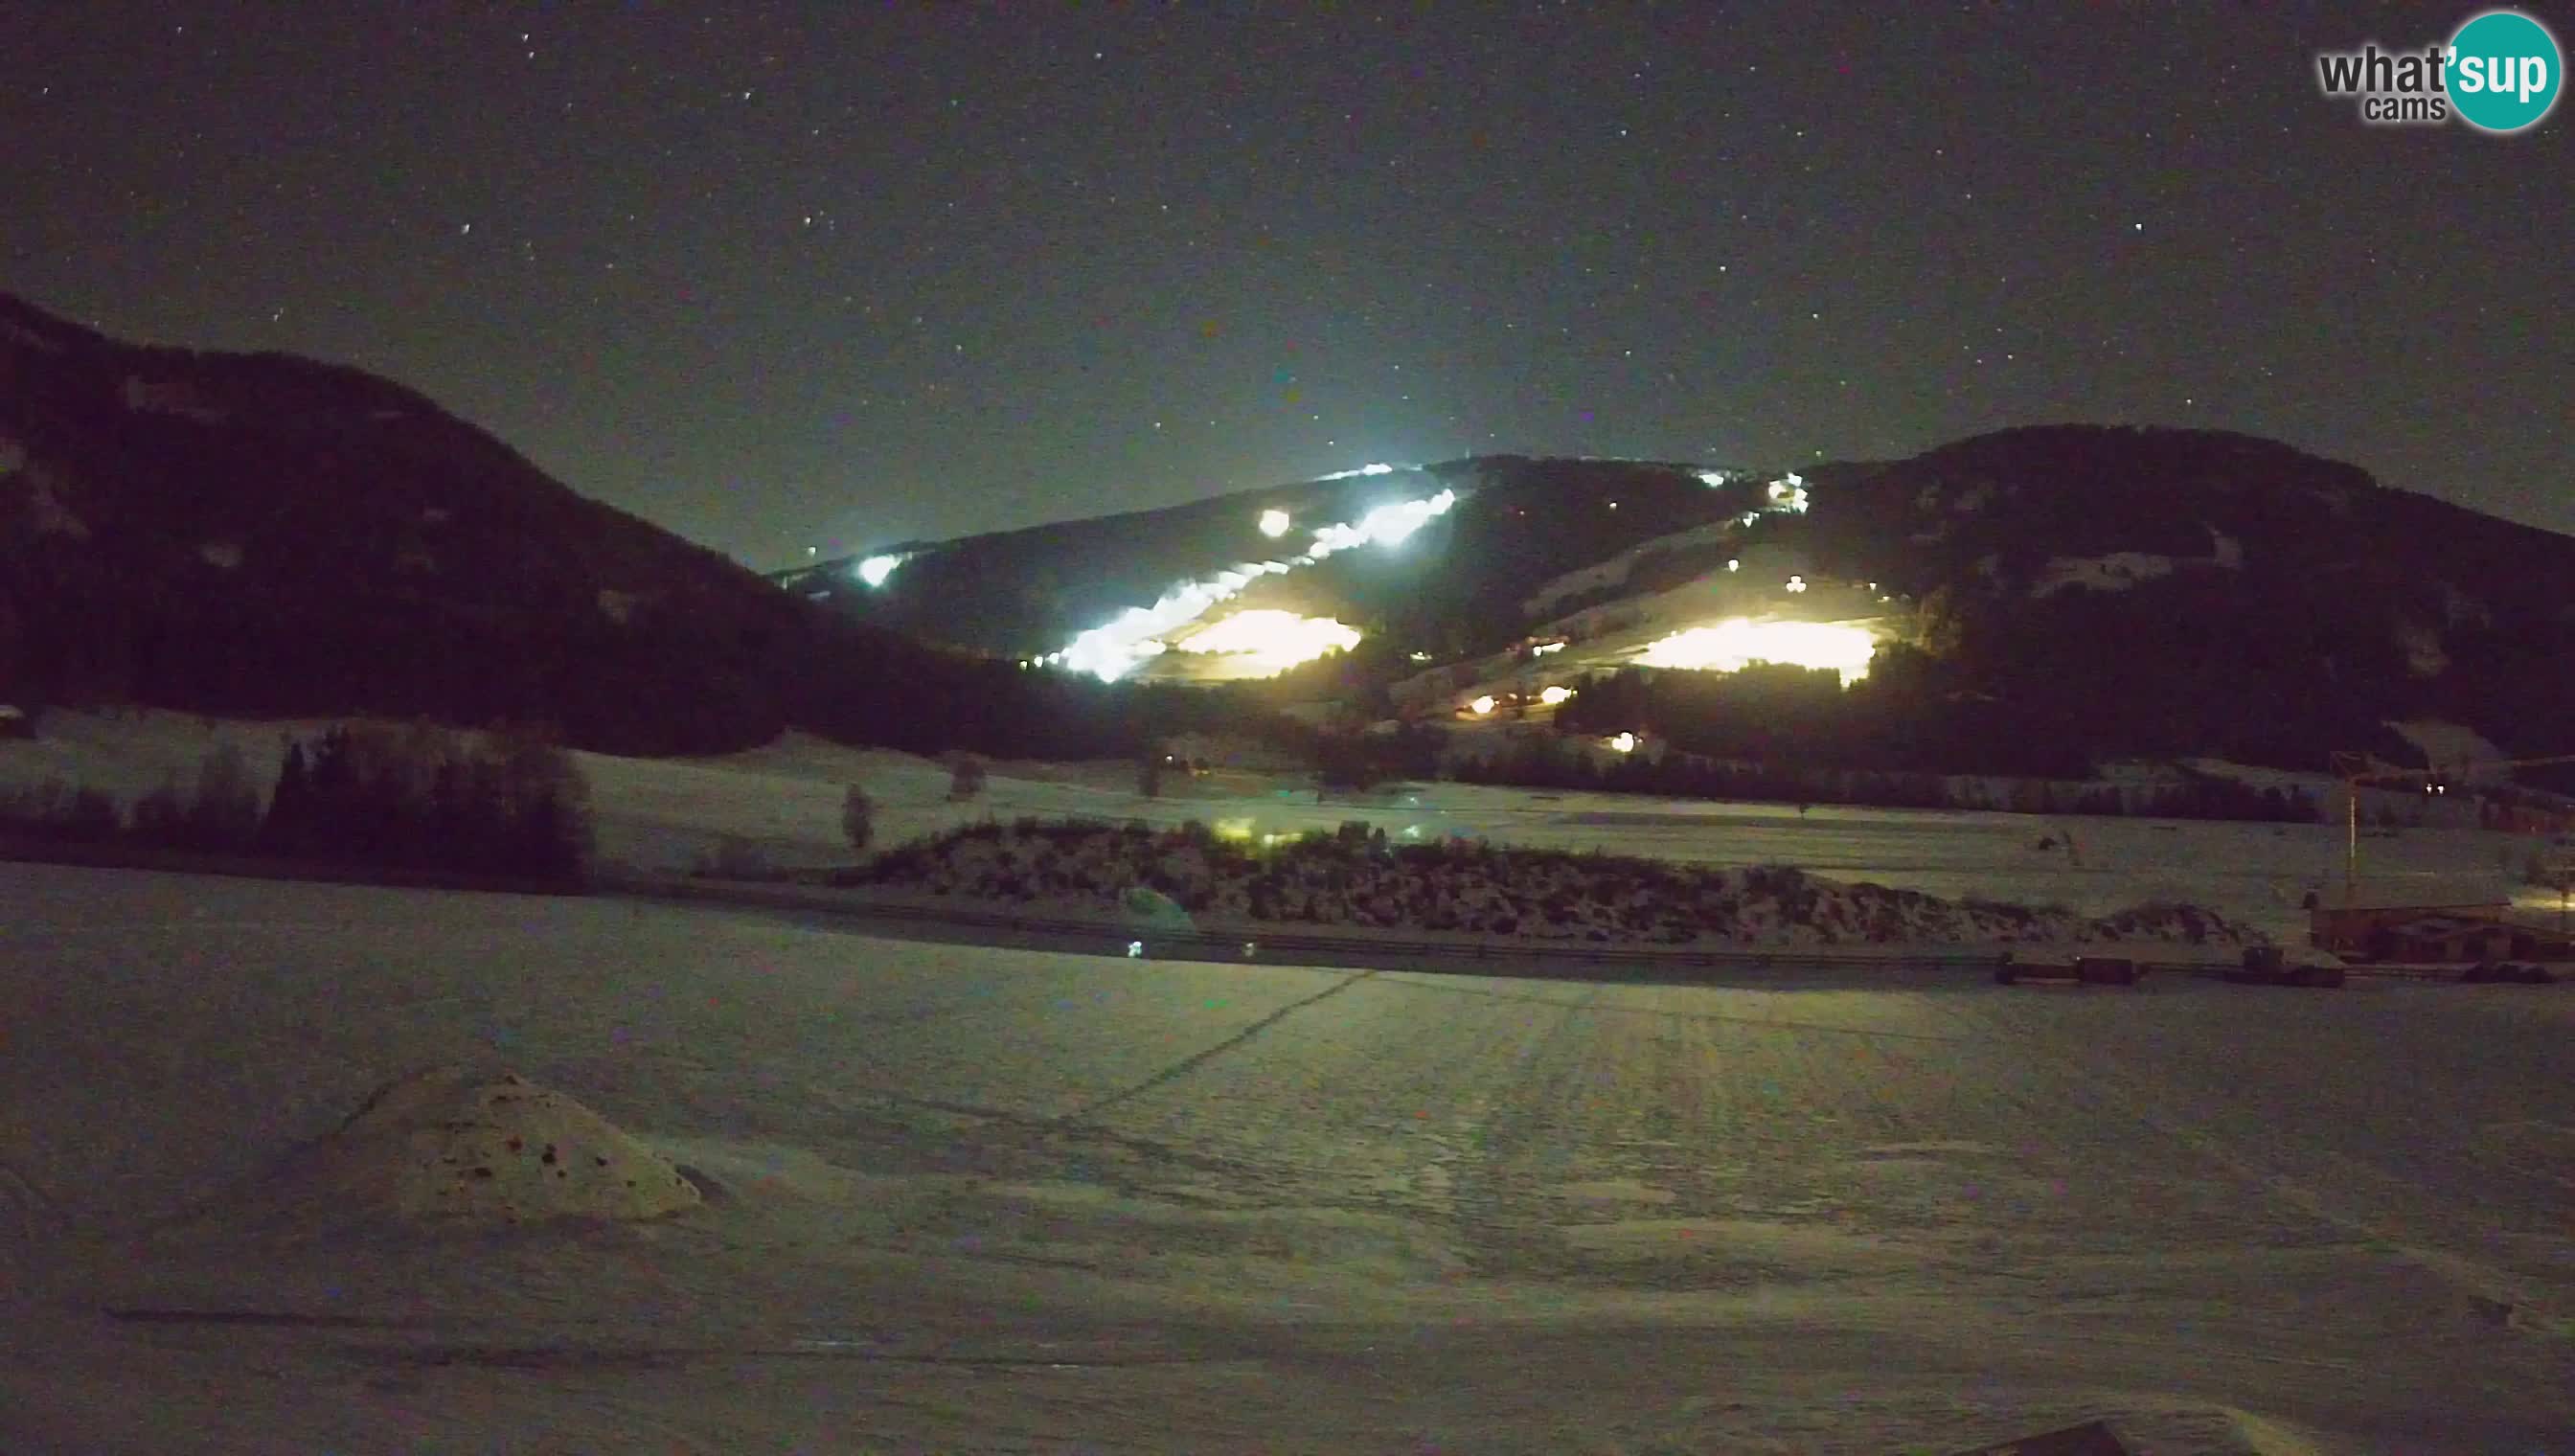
[1045,466,1818,684]
[1045,475,1456,681]
[1636,617,1881,684]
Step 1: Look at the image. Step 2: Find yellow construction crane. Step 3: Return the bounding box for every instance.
[2329,748,2575,895]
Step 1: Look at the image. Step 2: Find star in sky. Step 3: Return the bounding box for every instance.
[0,4,2565,567]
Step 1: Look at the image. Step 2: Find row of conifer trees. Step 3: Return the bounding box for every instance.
[0,722,593,883]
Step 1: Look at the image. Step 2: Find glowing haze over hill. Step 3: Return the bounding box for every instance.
[1166,610,1363,675]
[1049,481,1457,681]
[1045,466,1838,685]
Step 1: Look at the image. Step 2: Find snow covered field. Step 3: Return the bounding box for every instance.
[3,864,2570,1452]
[8,710,2556,948]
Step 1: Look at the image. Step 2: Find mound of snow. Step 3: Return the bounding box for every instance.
[2384,718,2508,784]
[1520,520,1736,619]
[2030,552,2174,599]
[25,468,90,539]
[231,1066,700,1231]
[1118,884,1196,930]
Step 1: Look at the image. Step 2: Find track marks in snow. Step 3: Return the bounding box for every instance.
[1929,988,2575,1343]
[1057,969,1379,1126]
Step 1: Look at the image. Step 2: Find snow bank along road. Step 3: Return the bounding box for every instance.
[3,864,2570,1454]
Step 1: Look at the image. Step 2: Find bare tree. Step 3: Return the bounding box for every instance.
[841,784,875,853]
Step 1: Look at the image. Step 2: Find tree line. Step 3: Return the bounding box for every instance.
[1451,730,2323,823]
[0,722,594,883]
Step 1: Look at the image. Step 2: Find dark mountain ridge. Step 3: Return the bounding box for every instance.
[11,292,2570,785]
[1764,424,2575,772]
[1,292,826,752]
[781,455,1767,660]
[0,291,1273,762]
[800,421,2575,779]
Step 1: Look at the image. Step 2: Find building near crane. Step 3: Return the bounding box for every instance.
[2367,915,2518,965]
[2309,879,2511,955]
[2310,877,2575,962]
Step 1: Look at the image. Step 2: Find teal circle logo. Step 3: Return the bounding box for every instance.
[2447,10,2562,132]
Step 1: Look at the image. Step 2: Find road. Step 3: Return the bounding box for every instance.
[2,864,2569,1452]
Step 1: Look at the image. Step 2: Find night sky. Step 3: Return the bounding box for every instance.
[4,3,2568,569]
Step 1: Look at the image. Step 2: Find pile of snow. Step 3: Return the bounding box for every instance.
[2032,530,2252,600]
[2393,618,2449,678]
[24,466,90,539]
[2436,580,2492,629]
[226,1066,700,1232]
[1520,520,1736,619]
[0,318,65,353]
[2385,718,2509,785]
[2029,551,2175,599]
[860,821,2260,948]
[119,375,229,422]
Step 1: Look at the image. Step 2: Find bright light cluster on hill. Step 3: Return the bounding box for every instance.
[1635,618,1878,684]
[1166,609,1362,673]
[1049,485,1461,680]
[1305,489,1457,558]
[855,553,908,587]
[1051,561,1293,679]
[1258,509,1290,537]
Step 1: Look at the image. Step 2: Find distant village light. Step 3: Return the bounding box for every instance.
[1258,508,1290,537]
[856,553,906,587]
[1470,694,1496,715]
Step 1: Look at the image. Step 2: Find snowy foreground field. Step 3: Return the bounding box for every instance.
[5,865,2572,1453]
[10,711,2563,949]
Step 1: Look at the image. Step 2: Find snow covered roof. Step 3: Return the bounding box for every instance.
[2323,878,2510,910]
[2381,915,2510,939]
